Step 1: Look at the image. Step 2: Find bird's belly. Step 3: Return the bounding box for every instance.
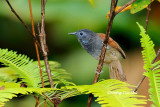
[91,46,121,64]
[104,46,121,64]
[84,44,122,64]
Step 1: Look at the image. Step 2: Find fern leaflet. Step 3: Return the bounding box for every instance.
[137,22,160,107]
[66,79,146,107]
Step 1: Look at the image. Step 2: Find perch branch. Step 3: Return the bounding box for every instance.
[39,0,53,87]
[5,0,41,50]
[87,0,118,106]
[133,2,152,92]
[115,0,136,15]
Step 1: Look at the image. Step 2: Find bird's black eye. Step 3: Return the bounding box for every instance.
[80,32,83,35]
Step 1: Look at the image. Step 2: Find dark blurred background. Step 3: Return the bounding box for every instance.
[0,0,160,107]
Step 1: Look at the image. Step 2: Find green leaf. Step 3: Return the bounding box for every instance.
[144,69,160,107]
[137,22,156,71]
[88,0,95,7]
[131,0,151,14]
[0,49,74,88]
[137,22,160,107]
[32,61,75,87]
[0,67,18,82]
[0,49,41,87]
[0,82,54,107]
[66,79,146,107]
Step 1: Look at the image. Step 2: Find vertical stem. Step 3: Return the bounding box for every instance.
[87,0,118,106]
[39,0,53,87]
[145,3,151,33]
[28,0,47,106]
[28,0,44,89]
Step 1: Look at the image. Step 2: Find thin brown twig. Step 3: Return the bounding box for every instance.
[28,0,46,106]
[39,0,53,88]
[115,0,136,15]
[133,2,152,92]
[87,0,118,106]
[5,0,41,50]
[43,94,55,105]
[145,3,152,33]
[134,48,160,92]
[34,96,40,107]
[42,93,60,107]
[28,0,44,89]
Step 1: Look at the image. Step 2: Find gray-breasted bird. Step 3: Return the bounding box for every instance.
[68,29,126,81]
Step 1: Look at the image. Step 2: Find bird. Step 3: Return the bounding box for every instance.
[68,29,126,81]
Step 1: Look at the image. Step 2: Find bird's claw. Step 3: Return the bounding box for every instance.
[95,69,104,74]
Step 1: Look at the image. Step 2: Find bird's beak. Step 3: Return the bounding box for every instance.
[68,32,77,35]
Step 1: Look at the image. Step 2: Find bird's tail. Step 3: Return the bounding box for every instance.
[108,60,126,81]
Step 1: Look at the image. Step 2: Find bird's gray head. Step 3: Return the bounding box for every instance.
[68,29,96,45]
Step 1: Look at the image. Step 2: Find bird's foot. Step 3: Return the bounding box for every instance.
[95,69,104,74]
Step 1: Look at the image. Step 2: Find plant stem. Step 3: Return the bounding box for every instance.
[28,0,47,106]
[114,0,136,15]
[39,0,53,88]
[133,2,152,92]
[145,3,151,33]
[87,0,118,106]
[134,49,160,92]
[28,0,44,89]
[34,96,41,107]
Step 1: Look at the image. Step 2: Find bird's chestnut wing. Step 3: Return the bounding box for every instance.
[98,33,126,59]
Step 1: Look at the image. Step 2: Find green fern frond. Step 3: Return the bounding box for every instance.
[137,23,160,107]
[0,67,18,82]
[144,69,160,107]
[137,22,156,71]
[0,49,74,88]
[65,79,146,107]
[0,82,55,107]
[43,88,80,103]
[31,61,75,87]
[0,49,42,87]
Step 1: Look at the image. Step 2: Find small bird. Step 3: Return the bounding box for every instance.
[68,29,126,81]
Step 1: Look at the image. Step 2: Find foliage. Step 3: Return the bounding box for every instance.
[66,79,146,107]
[0,82,54,107]
[32,61,75,87]
[0,49,40,87]
[0,49,73,88]
[0,48,147,106]
[137,23,160,107]
[137,22,156,71]
[131,0,152,14]
[0,48,75,106]
[88,0,95,7]
[0,67,18,82]
[106,5,131,19]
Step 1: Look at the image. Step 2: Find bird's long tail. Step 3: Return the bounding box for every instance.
[108,60,126,81]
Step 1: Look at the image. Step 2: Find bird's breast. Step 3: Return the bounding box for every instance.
[83,43,122,63]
